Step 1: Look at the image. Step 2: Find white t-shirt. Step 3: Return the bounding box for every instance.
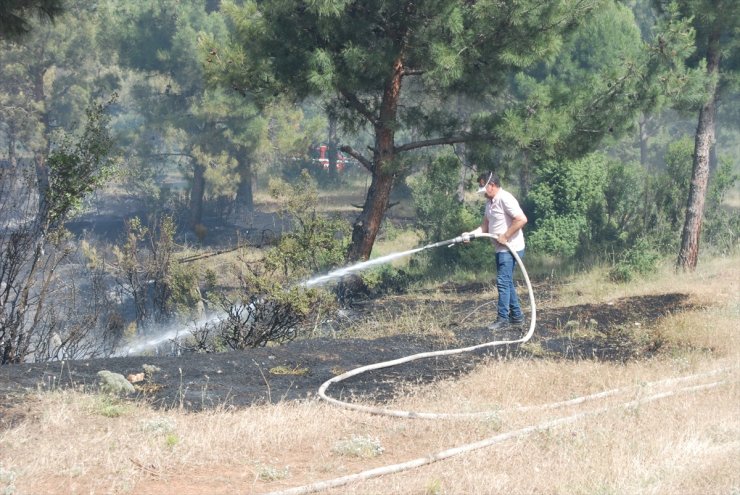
[485,188,526,253]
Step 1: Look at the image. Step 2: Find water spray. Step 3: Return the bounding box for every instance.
[118,233,517,355]
[317,233,537,417]
[304,232,491,287]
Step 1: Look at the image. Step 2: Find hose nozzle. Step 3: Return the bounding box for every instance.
[423,232,479,250]
[449,234,469,246]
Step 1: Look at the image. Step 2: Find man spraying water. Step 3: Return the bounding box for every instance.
[461,171,528,331]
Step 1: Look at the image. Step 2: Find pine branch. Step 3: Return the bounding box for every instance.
[339,145,373,171]
[395,133,499,153]
[338,89,377,126]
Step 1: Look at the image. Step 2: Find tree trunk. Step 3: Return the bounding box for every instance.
[639,114,651,229]
[457,154,467,203]
[327,117,339,183]
[454,95,470,203]
[638,114,649,168]
[190,162,206,227]
[676,29,721,271]
[518,151,532,199]
[235,155,254,213]
[34,154,50,223]
[347,171,395,262]
[346,57,404,262]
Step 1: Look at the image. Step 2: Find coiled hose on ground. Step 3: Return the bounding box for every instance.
[318,234,535,419]
[262,235,733,495]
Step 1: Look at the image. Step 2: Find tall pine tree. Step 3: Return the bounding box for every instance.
[212,0,699,262]
[655,0,740,271]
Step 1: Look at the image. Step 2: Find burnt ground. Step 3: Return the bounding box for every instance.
[0,287,694,426]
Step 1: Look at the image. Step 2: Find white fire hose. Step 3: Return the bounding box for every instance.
[262,235,733,495]
[317,234,536,419]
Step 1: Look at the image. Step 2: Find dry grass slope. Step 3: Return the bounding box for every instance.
[1,254,738,495]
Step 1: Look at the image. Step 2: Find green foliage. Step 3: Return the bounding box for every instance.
[266,171,350,277]
[527,154,609,257]
[0,94,117,364]
[164,433,179,448]
[111,214,198,328]
[95,395,129,418]
[168,262,202,318]
[409,153,489,271]
[102,0,280,222]
[410,154,467,242]
[703,157,740,253]
[528,214,590,258]
[187,171,345,350]
[608,237,660,282]
[0,0,114,160]
[523,129,734,273]
[215,0,653,261]
[45,98,118,228]
[0,0,64,40]
[331,435,384,459]
[647,136,693,248]
[256,464,290,482]
[359,264,414,296]
[590,159,645,249]
[199,276,330,350]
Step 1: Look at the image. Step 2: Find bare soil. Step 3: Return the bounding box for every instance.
[0,285,692,427]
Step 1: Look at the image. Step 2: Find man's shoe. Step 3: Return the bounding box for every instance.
[487,318,511,331]
[510,317,525,327]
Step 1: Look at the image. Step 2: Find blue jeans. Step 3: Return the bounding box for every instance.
[496,249,525,322]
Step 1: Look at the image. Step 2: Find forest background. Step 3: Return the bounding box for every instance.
[0,0,738,364]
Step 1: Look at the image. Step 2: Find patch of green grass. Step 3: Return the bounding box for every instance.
[425,478,445,495]
[165,433,179,448]
[141,417,176,435]
[372,227,422,258]
[95,396,129,418]
[331,435,385,458]
[256,463,290,482]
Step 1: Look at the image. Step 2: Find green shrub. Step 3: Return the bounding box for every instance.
[608,238,660,282]
[360,265,414,296]
[266,171,350,277]
[409,153,490,273]
[526,154,608,257]
[331,435,384,458]
[703,158,739,254]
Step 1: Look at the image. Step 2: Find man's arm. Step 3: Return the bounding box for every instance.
[461,218,488,243]
[497,213,527,244]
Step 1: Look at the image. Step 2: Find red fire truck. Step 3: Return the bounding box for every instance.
[316,144,347,172]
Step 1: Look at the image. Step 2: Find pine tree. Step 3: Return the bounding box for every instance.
[212,0,699,262]
[0,0,63,40]
[656,0,740,271]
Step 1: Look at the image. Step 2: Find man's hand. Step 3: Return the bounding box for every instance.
[461,232,472,244]
[496,233,508,245]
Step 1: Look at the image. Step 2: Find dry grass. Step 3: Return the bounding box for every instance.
[553,253,740,308]
[343,302,458,345]
[1,255,738,495]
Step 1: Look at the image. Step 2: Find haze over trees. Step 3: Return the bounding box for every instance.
[208,0,705,262]
[0,0,737,363]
